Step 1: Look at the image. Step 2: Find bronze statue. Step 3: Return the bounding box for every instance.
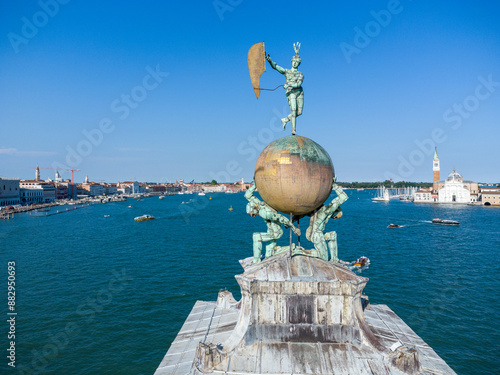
[245,183,300,263]
[266,42,304,135]
[299,180,348,261]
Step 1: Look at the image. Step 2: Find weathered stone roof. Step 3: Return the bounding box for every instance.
[155,254,457,374]
[238,252,368,283]
[154,301,456,375]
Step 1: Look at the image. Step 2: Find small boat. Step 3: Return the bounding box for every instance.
[354,256,369,267]
[104,214,110,218]
[198,192,205,196]
[387,224,400,228]
[134,214,155,222]
[128,205,133,208]
[159,196,165,200]
[432,218,459,226]
[228,206,234,211]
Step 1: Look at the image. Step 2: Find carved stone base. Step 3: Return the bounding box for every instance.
[195,252,422,374]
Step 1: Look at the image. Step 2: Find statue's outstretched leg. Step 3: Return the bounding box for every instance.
[325,231,338,262]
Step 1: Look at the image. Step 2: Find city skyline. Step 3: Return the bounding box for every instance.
[1,1,499,183]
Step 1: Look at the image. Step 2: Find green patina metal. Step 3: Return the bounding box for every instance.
[245,183,301,263]
[246,42,347,263]
[268,135,333,165]
[266,42,304,135]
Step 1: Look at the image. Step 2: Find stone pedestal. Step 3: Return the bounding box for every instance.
[195,253,421,374]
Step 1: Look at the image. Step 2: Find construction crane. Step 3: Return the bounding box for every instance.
[30,166,81,197]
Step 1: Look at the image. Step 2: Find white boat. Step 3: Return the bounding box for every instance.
[159,196,165,200]
[371,186,390,202]
[198,192,205,196]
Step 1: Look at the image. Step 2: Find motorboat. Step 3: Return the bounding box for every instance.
[432,218,459,226]
[387,224,400,228]
[134,214,155,222]
[354,256,369,267]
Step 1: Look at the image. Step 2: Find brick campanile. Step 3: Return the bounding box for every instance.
[433,147,440,183]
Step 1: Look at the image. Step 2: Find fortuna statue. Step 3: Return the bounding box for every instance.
[266,42,304,135]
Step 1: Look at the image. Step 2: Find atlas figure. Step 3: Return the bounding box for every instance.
[266,42,304,135]
[300,180,348,262]
[245,183,300,263]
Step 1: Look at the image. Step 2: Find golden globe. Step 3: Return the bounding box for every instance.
[254,136,334,215]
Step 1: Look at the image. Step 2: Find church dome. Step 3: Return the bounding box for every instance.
[447,168,463,182]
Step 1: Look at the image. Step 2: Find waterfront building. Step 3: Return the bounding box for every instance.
[81,182,105,196]
[139,182,149,194]
[20,187,44,204]
[104,183,118,195]
[148,184,166,193]
[202,184,227,193]
[19,180,56,203]
[480,185,500,206]
[54,181,76,199]
[427,149,479,204]
[414,188,433,203]
[117,181,140,195]
[0,177,21,207]
[481,191,500,206]
[54,183,68,200]
[165,184,181,193]
[434,169,478,204]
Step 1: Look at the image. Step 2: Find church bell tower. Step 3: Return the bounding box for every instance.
[433,147,440,183]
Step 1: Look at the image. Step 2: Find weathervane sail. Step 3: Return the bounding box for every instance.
[247,42,266,99]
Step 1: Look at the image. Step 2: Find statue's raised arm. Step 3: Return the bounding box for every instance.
[266,54,286,74]
[324,181,348,215]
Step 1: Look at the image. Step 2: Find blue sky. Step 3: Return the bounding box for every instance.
[1,0,499,183]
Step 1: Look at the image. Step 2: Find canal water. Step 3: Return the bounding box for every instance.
[1,190,499,374]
